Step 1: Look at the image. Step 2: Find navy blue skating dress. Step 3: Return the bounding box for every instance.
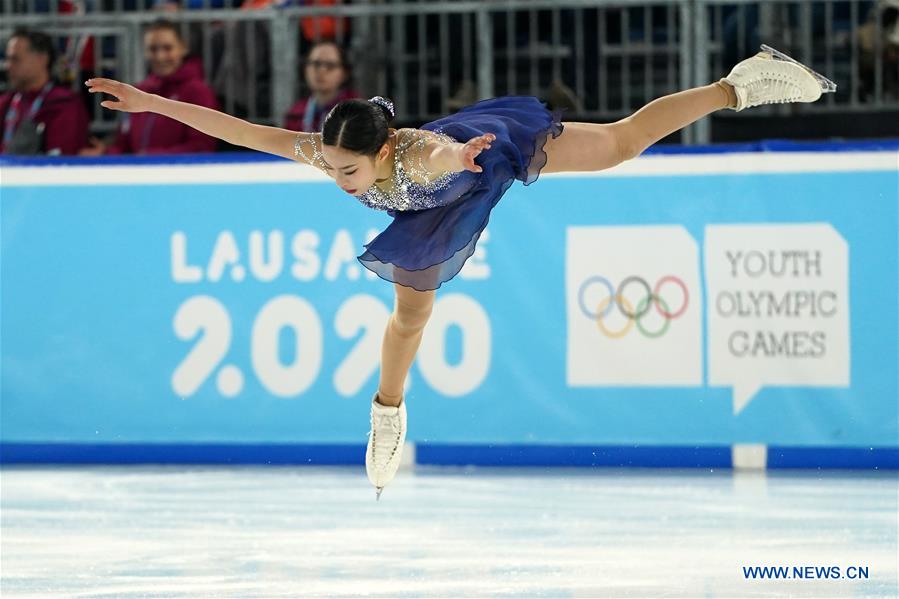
[294,96,563,291]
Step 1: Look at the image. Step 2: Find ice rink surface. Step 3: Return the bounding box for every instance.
[1,466,897,598]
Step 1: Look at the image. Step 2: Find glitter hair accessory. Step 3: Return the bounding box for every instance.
[368,96,395,118]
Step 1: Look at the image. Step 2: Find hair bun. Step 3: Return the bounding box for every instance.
[368,96,395,118]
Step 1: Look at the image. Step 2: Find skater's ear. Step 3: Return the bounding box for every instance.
[377,141,390,162]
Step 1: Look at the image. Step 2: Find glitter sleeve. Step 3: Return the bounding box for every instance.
[293,132,328,172]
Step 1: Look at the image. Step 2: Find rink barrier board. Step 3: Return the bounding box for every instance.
[1,138,897,169]
[1,443,897,469]
[2,141,897,468]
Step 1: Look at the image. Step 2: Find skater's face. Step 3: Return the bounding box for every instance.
[320,141,391,196]
[144,29,187,78]
[304,43,347,97]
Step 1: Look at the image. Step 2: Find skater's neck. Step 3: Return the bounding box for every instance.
[375,132,396,183]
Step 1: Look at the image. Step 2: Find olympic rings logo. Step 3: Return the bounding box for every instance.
[577,275,689,338]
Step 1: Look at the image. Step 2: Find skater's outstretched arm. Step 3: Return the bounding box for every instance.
[86,78,312,161]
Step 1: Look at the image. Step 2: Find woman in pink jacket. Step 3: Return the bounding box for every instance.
[81,19,218,156]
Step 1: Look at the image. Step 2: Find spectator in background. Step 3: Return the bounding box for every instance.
[150,0,210,59]
[284,41,357,132]
[80,19,218,155]
[1,29,89,155]
[858,0,899,101]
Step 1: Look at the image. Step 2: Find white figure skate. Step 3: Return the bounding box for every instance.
[365,393,407,500]
[722,45,837,111]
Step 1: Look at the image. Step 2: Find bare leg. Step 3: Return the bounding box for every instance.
[542,82,736,173]
[376,282,435,407]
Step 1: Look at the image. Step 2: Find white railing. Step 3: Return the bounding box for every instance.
[2,0,897,144]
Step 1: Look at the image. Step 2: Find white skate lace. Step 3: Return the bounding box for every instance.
[743,69,806,106]
[370,413,402,466]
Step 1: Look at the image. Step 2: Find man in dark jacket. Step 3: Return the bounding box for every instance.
[1,29,89,155]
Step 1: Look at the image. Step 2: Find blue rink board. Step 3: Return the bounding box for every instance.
[1,146,897,467]
[2,443,898,469]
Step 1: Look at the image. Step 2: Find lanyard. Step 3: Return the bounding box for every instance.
[3,82,53,147]
[302,96,318,133]
[138,113,157,152]
[136,93,177,152]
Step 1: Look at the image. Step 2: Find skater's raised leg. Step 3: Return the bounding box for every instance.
[542,46,831,174]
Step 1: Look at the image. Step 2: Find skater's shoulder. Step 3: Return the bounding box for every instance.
[394,127,456,150]
[393,127,425,151]
[390,130,459,187]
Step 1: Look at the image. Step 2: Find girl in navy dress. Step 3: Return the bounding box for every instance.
[87,46,833,498]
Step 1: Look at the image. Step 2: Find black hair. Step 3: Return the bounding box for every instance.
[144,18,184,42]
[321,98,395,156]
[11,28,56,74]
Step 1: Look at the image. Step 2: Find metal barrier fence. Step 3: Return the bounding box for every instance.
[693,0,899,141]
[2,0,897,144]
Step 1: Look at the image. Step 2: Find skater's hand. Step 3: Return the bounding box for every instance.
[85,78,155,113]
[459,133,496,173]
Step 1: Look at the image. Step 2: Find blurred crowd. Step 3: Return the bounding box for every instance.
[2,0,898,156]
[2,10,358,156]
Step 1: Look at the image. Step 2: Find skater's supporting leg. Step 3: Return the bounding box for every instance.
[542,83,734,174]
[376,282,435,407]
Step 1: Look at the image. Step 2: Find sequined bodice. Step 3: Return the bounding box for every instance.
[294,128,477,213]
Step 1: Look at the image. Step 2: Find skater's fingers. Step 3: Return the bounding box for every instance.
[461,151,482,173]
[86,77,119,86]
[85,78,122,94]
[471,134,494,151]
[88,86,122,102]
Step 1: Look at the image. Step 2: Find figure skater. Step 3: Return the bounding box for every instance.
[86,46,834,499]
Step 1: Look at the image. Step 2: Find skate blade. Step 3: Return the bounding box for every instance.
[759,44,837,94]
[375,487,383,501]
